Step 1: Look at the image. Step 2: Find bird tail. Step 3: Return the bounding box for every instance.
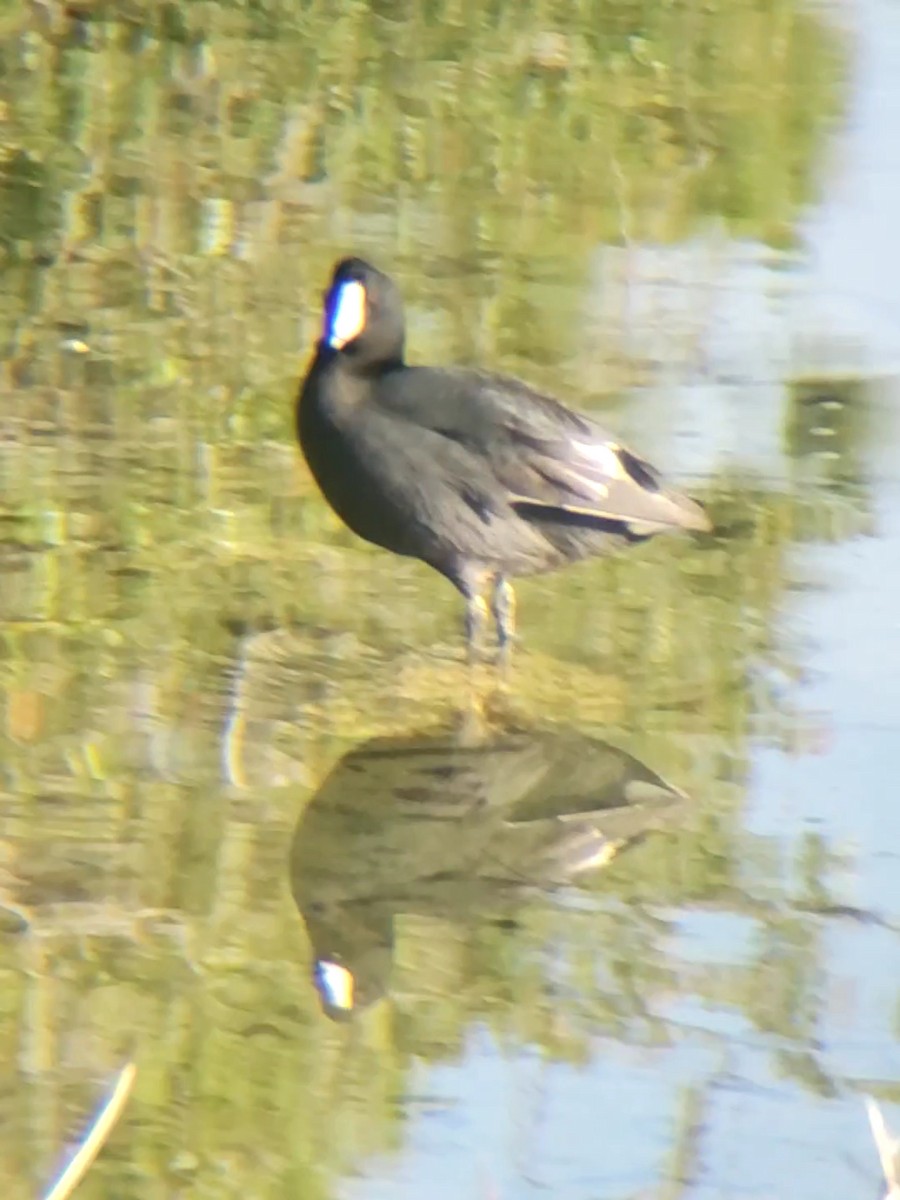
[628,488,712,534]
[510,487,712,536]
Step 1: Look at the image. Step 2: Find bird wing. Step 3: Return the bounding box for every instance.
[505,432,710,533]
[383,369,710,534]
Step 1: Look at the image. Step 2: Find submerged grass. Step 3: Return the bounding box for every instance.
[867,1097,900,1200]
[43,1062,136,1200]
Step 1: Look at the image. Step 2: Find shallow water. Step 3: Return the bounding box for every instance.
[1,1,899,1198]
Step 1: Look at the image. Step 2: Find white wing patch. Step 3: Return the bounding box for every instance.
[553,462,609,500]
[571,439,627,480]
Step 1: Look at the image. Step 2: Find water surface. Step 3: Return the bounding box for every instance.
[1,2,899,1198]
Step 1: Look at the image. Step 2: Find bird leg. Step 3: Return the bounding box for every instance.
[457,565,493,662]
[463,592,490,662]
[491,576,517,656]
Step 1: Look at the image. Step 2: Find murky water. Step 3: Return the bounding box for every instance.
[1,1,899,1198]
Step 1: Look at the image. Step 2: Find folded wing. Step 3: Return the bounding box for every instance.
[381,368,710,535]
[506,431,711,534]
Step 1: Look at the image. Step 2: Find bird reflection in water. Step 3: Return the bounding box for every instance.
[289,721,688,1020]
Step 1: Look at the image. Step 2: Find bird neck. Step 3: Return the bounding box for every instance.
[322,342,405,383]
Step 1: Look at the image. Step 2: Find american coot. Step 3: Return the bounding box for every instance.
[290,722,688,1018]
[297,258,710,656]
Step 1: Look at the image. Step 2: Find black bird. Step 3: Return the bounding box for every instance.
[297,258,710,656]
[289,722,688,1018]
